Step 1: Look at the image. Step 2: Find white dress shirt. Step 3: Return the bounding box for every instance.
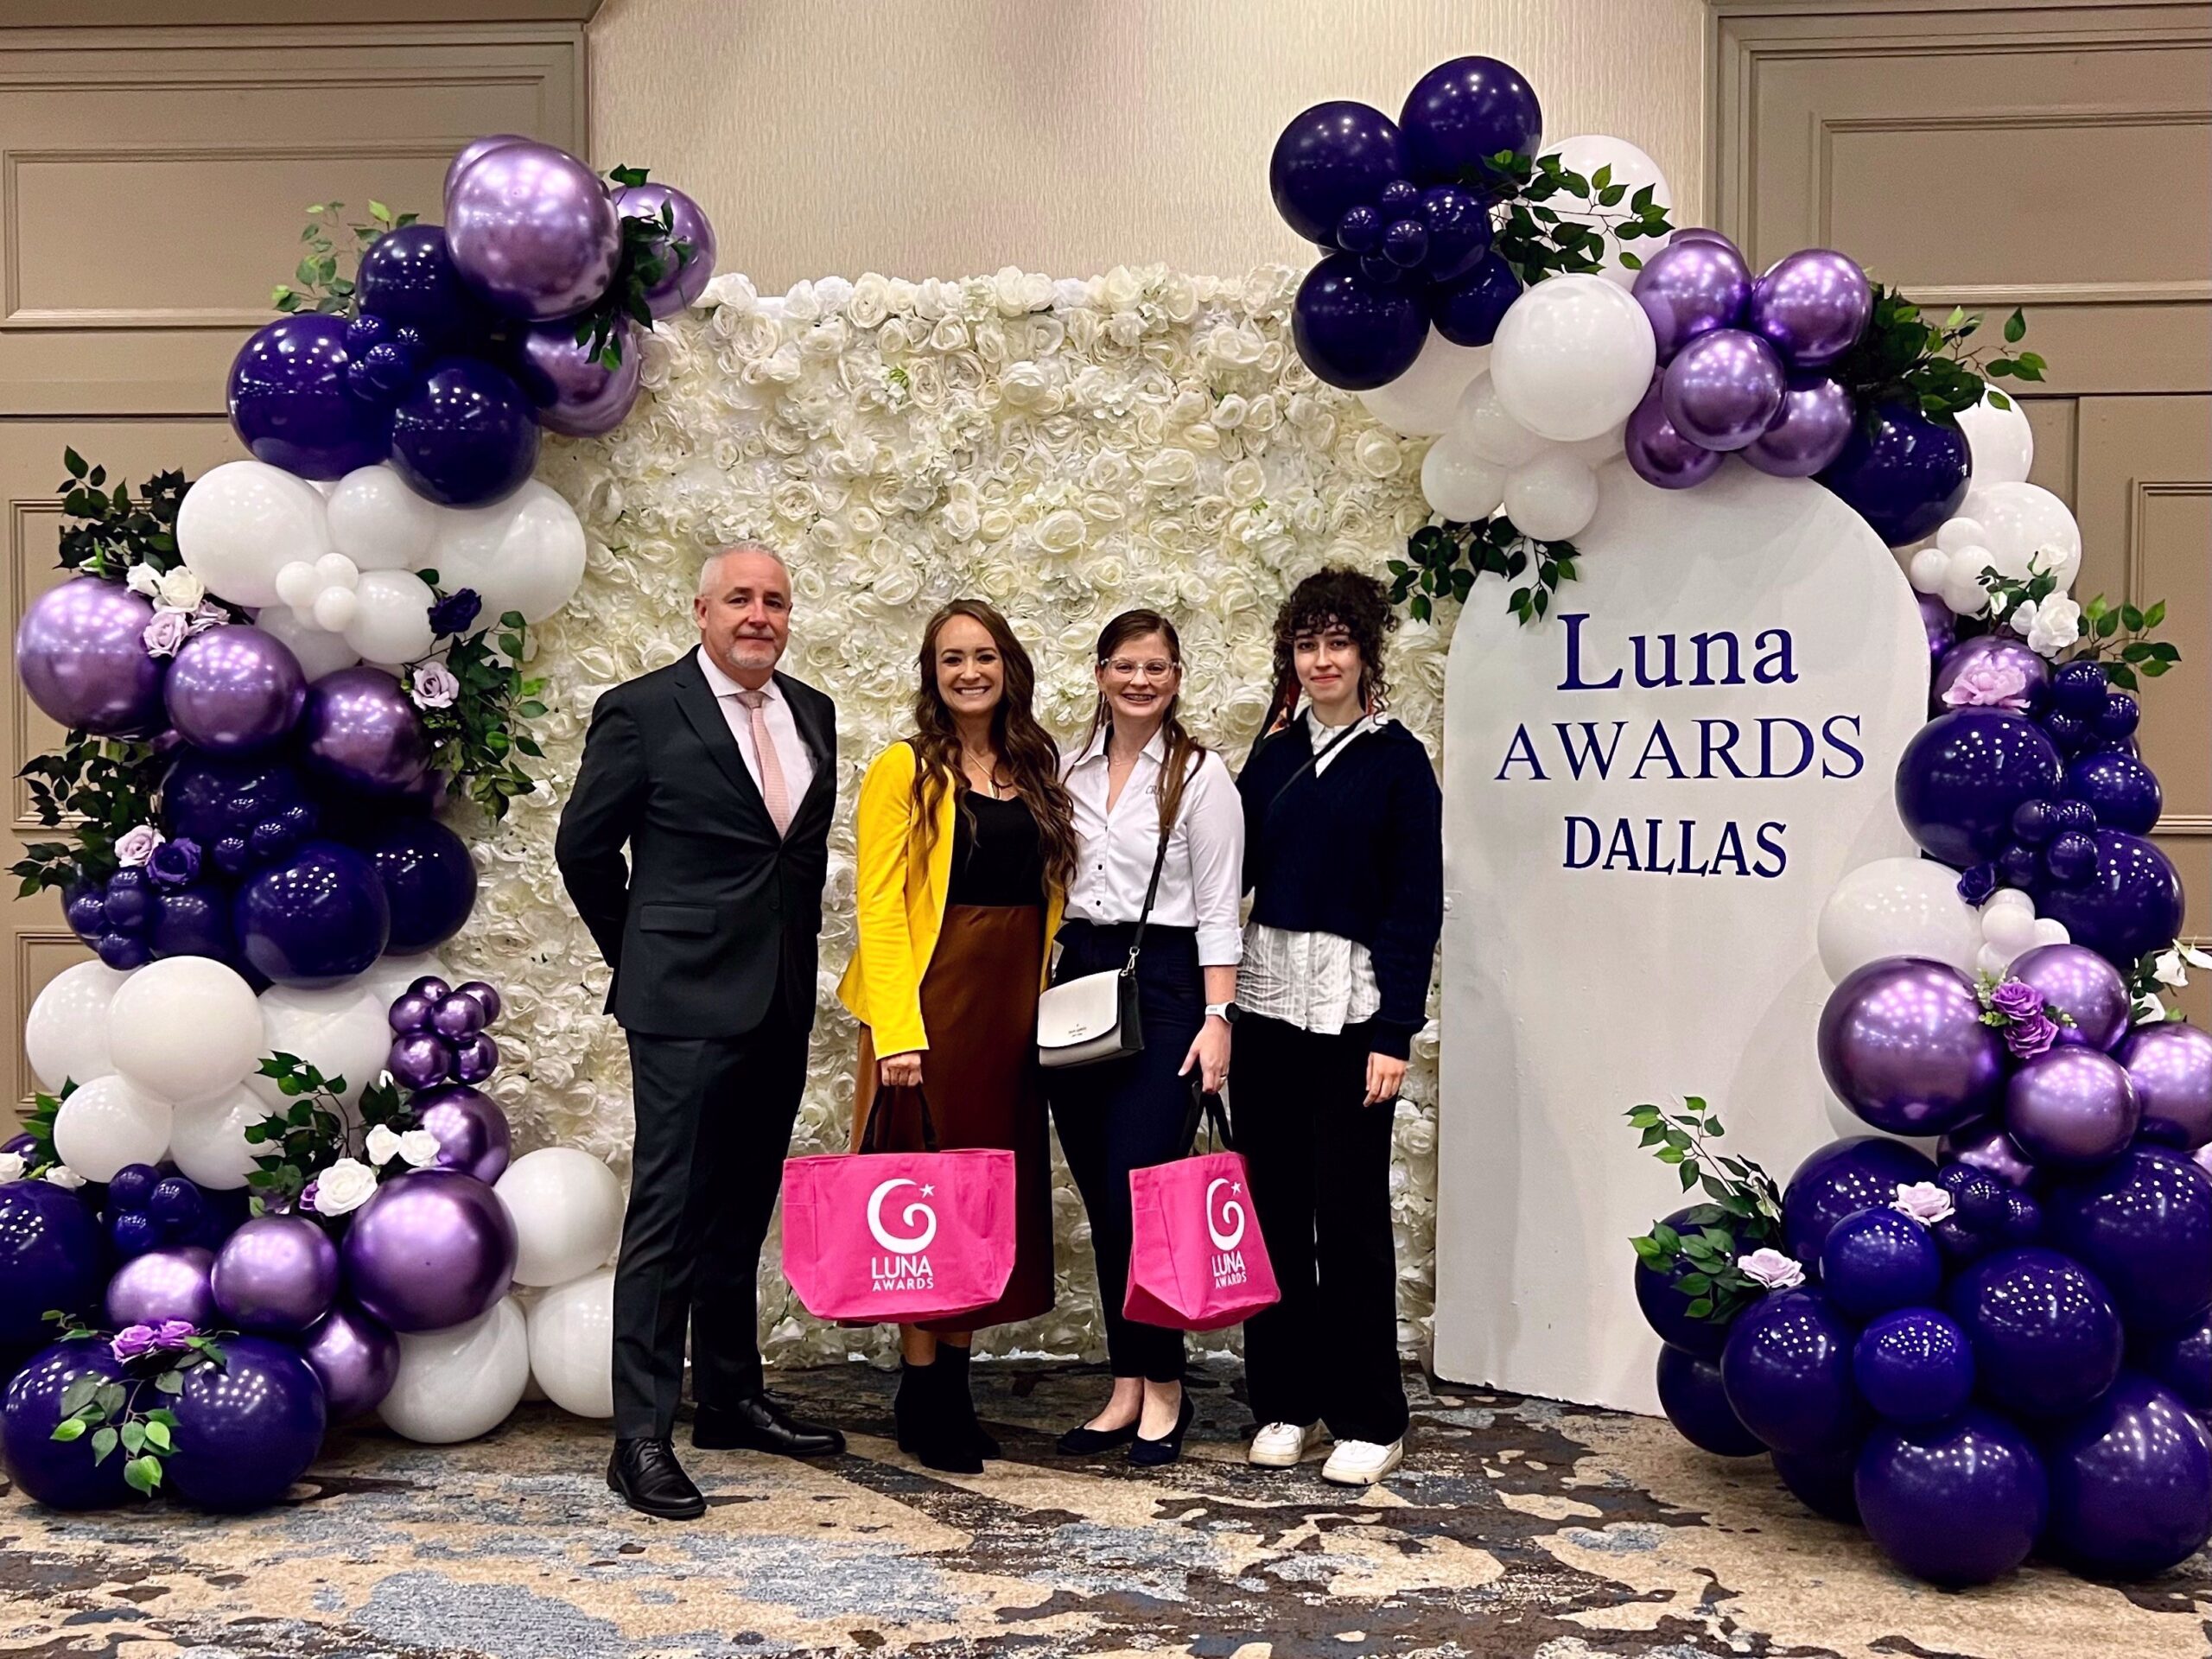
[695,645,816,807]
[1061,726,1245,967]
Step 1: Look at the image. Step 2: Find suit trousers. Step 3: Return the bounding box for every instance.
[613,990,810,1440]
[1230,1012,1408,1446]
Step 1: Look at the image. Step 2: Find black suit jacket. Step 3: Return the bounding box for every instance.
[555,650,836,1039]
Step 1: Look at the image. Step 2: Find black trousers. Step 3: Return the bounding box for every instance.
[613,991,809,1440]
[1230,1012,1408,1446]
[1047,921,1204,1383]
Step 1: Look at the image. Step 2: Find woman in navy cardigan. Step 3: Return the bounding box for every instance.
[1232,567,1443,1487]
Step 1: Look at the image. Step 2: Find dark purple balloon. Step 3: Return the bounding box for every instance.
[2050,1146,2212,1334]
[1818,957,2007,1137]
[1818,398,1972,547]
[2044,1371,2212,1578]
[226,314,391,480]
[1949,1245,2124,1418]
[1414,184,1491,283]
[1292,253,1427,391]
[2064,748,2163,836]
[1854,1409,2046,1586]
[340,1168,516,1333]
[1268,101,1409,245]
[1820,1206,1943,1319]
[389,1030,455,1091]
[1772,1444,1860,1522]
[0,1180,105,1348]
[14,578,168,735]
[149,882,240,965]
[443,140,620,322]
[1894,708,2063,868]
[162,750,313,849]
[1662,328,1786,453]
[454,980,503,1022]
[1398,56,1542,186]
[232,840,391,988]
[299,667,432,797]
[1624,379,1724,489]
[355,224,485,346]
[2007,1047,2140,1169]
[431,993,486,1040]
[301,1301,401,1421]
[1426,251,1522,348]
[210,1215,340,1335]
[104,1245,217,1328]
[1916,591,1955,660]
[1853,1307,1975,1425]
[1747,250,1872,371]
[1632,234,1751,363]
[443,133,528,202]
[1939,1116,2039,1189]
[1931,633,2050,714]
[162,625,306,755]
[1633,1204,1737,1359]
[1742,376,1854,478]
[1720,1288,1862,1455]
[2039,830,2186,971]
[612,181,718,317]
[165,1334,326,1512]
[452,1032,500,1085]
[359,816,478,955]
[2117,1022,2212,1150]
[1657,1344,1765,1457]
[2137,1316,2211,1415]
[1782,1135,1936,1266]
[1,1342,139,1510]
[411,1084,512,1185]
[513,317,642,437]
[388,356,541,509]
[2009,943,2132,1052]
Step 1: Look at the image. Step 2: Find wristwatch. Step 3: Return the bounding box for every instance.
[1205,1001,1241,1026]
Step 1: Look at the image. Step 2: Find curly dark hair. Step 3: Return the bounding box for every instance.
[1264,567,1398,728]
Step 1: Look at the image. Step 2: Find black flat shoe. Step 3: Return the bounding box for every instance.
[1128,1393,1195,1468]
[1057,1414,1141,1456]
[692,1392,845,1458]
[938,1344,1001,1460]
[893,1357,982,1475]
[607,1437,706,1520]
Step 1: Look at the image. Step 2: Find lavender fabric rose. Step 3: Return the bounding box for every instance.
[1956,863,1999,906]
[110,1323,159,1363]
[113,823,163,868]
[1736,1248,1806,1291]
[1891,1180,1955,1224]
[1941,655,2031,710]
[1988,978,2044,1022]
[410,662,461,710]
[427,588,483,639]
[145,836,201,889]
[142,607,192,658]
[2005,1009,2060,1059]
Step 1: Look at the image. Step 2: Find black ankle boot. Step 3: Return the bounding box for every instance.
[893,1357,982,1475]
[938,1344,1000,1460]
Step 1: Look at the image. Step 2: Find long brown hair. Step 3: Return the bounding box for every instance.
[1082,608,1206,834]
[909,600,1078,893]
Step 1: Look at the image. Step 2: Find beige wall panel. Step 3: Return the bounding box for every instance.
[588,0,1708,288]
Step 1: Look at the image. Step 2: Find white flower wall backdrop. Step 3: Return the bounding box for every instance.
[448,264,1448,1366]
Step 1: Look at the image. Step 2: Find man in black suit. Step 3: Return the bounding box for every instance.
[556,542,845,1519]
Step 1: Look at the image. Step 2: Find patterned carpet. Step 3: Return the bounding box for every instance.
[1,1363,2204,1659]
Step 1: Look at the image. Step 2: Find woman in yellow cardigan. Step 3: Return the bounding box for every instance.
[837,599,1073,1472]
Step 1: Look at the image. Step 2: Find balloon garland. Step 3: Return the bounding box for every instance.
[1,138,707,1510]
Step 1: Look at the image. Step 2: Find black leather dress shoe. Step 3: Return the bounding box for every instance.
[692,1393,845,1457]
[607,1437,706,1520]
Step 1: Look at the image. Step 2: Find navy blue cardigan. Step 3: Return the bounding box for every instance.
[1236,714,1445,1058]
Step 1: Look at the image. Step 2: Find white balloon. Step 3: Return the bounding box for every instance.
[176,461,332,608]
[252,604,360,681]
[1983,887,2034,918]
[1815,856,1982,982]
[1489,276,1657,442]
[1454,373,1548,468]
[52,1075,172,1182]
[2029,917,2071,948]
[1357,332,1490,437]
[274,561,321,610]
[1538,135,1672,288]
[1420,432,1508,522]
[360,953,452,1003]
[1981,904,2038,954]
[379,1298,531,1444]
[1955,481,2081,590]
[1503,450,1599,542]
[525,1268,614,1419]
[1942,552,1993,618]
[341,569,435,666]
[1565,423,1627,466]
[424,480,587,626]
[25,959,128,1092]
[495,1149,624,1287]
[312,587,359,632]
[327,465,442,572]
[249,982,392,1116]
[1954,392,2033,486]
[105,957,264,1106]
[1907,548,1948,594]
[1976,942,2014,981]
[168,1084,265,1189]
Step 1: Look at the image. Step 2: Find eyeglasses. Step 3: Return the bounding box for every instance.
[1104,658,1177,681]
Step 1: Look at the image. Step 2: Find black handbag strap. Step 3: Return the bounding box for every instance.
[857,1084,941,1154]
[1255,714,1365,822]
[1121,822,1173,976]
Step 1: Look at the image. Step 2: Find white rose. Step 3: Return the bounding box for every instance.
[1034,508,1086,556]
[397,1128,442,1168]
[312,1157,378,1217]
[0,1151,25,1182]
[365,1123,402,1166]
[2136,992,2171,1024]
[125,563,162,598]
[45,1165,86,1191]
[156,566,207,610]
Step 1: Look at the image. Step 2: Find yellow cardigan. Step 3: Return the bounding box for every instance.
[836,740,1065,1058]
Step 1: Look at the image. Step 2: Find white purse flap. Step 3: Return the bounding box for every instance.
[1037,968,1122,1052]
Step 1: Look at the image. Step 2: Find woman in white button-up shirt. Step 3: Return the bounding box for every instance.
[1049,608,1243,1468]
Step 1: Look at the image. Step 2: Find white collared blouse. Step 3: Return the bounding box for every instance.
[1060,725,1245,967]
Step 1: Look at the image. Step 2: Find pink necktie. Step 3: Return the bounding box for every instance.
[734,689,792,836]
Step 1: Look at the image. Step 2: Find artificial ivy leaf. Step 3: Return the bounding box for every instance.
[124,1455,162,1495]
[49,1417,86,1443]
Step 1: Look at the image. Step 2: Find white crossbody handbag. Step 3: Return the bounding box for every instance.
[1036,823,1172,1071]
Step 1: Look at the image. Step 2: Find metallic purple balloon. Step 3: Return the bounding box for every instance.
[1742,376,1854,477]
[340,1169,517,1333]
[388,991,437,1034]
[1817,957,2008,1136]
[104,1245,217,1328]
[210,1215,340,1335]
[1624,381,1723,489]
[454,981,503,1021]
[2008,943,2132,1052]
[1748,249,1872,371]
[299,667,432,797]
[411,1084,512,1185]
[14,578,168,735]
[443,141,620,322]
[1662,328,1788,453]
[388,1031,454,1091]
[1931,634,2050,713]
[613,181,718,317]
[443,134,529,203]
[1669,226,1733,247]
[1917,591,1956,660]
[1939,1117,2039,1189]
[513,316,641,436]
[452,1032,499,1085]
[162,625,306,754]
[1631,235,1751,363]
[431,993,486,1040]
[300,1301,400,1421]
[226,314,392,480]
[2005,1047,2140,1169]
[2116,1022,2212,1149]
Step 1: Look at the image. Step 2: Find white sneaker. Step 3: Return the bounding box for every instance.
[1320,1438,1403,1486]
[1247,1421,1326,1467]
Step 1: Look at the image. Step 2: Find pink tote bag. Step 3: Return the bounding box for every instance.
[781,1088,1015,1325]
[1123,1092,1281,1332]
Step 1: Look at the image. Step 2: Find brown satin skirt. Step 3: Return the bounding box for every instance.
[854,904,1053,1332]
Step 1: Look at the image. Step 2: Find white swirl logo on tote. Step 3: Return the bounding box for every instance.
[1205,1177,1248,1251]
[867,1178,939,1256]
